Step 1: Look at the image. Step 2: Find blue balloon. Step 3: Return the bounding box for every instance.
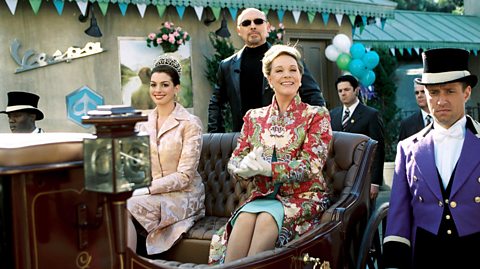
[348,59,367,78]
[350,43,366,59]
[360,70,376,86]
[363,51,380,69]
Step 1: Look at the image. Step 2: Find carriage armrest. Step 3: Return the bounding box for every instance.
[321,131,377,224]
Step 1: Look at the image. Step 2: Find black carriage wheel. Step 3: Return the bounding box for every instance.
[356,202,389,269]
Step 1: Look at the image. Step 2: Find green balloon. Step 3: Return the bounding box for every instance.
[336,53,352,70]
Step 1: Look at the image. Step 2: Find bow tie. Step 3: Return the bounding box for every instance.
[432,126,464,143]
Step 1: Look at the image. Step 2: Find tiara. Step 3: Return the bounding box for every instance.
[153,55,182,76]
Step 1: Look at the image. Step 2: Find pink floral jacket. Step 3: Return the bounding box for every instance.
[209,95,332,264]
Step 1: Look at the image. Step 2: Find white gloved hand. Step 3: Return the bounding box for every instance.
[234,147,272,178]
[132,187,150,196]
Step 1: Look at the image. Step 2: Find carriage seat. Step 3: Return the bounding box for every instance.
[152,131,377,265]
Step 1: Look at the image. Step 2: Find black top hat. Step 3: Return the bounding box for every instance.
[0,91,44,120]
[415,48,477,87]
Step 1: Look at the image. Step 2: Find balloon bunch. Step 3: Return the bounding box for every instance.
[325,34,380,87]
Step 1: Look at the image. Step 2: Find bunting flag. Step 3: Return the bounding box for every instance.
[228,7,237,20]
[137,3,147,18]
[76,0,88,16]
[193,6,203,20]
[361,16,367,26]
[473,50,478,56]
[292,10,301,24]
[375,17,381,28]
[53,0,64,15]
[321,12,329,26]
[262,9,269,16]
[307,11,316,23]
[414,47,420,55]
[348,15,356,26]
[359,25,365,34]
[406,48,413,55]
[176,6,186,19]
[277,10,285,23]
[381,18,387,30]
[398,48,404,56]
[98,1,109,16]
[156,5,166,18]
[5,0,18,15]
[390,48,396,56]
[211,7,221,20]
[335,14,343,26]
[29,0,42,14]
[119,2,128,16]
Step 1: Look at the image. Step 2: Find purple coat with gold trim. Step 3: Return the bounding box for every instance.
[384,116,480,265]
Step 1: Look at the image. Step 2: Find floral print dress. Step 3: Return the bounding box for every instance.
[208,95,332,264]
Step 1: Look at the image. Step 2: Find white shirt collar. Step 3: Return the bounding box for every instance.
[344,98,360,115]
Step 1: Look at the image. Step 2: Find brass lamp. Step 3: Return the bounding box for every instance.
[82,105,151,193]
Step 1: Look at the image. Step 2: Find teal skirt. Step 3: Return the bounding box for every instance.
[231,184,284,234]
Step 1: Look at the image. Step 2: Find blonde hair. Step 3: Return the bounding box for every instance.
[262,44,304,78]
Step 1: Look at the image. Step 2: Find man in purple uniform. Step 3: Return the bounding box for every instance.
[383,48,480,268]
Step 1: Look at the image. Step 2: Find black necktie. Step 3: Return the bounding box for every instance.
[425,115,432,126]
[342,108,350,131]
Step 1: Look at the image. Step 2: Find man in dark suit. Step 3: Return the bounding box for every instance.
[330,75,385,200]
[207,8,325,133]
[383,48,480,268]
[398,80,431,141]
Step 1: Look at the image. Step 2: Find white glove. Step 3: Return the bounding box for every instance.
[234,147,272,177]
[132,187,150,196]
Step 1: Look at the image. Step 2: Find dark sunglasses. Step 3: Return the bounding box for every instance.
[239,18,266,27]
[414,90,425,95]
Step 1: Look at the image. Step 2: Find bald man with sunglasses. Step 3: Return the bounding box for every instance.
[208,8,325,133]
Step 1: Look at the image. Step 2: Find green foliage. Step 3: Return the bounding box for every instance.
[267,23,285,45]
[369,48,401,161]
[146,21,191,53]
[204,32,236,132]
[392,0,463,14]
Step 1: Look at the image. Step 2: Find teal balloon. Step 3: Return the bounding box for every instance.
[336,53,351,70]
[350,43,366,59]
[363,51,380,69]
[360,70,376,86]
[348,59,367,78]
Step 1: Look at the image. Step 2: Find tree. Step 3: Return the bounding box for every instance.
[204,32,236,132]
[369,48,401,161]
[392,0,463,14]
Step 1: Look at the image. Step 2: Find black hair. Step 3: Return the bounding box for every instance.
[151,65,180,86]
[335,75,359,89]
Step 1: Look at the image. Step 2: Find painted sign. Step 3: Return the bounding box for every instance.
[66,86,104,127]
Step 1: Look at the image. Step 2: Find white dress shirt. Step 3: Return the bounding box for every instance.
[433,116,466,188]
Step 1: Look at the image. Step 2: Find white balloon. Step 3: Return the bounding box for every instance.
[333,34,352,54]
[325,45,340,62]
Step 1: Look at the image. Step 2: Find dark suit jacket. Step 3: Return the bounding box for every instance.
[398,110,426,141]
[207,44,325,133]
[330,102,385,185]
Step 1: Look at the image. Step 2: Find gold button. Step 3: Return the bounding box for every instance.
[450,201,457,208]
[438,201,443,207]
[446,215,451,220]
[419,196,423,202]
[413,175,418,181]
[447,230,452,235]
[445,199,449,204]
[475,197,480,203]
